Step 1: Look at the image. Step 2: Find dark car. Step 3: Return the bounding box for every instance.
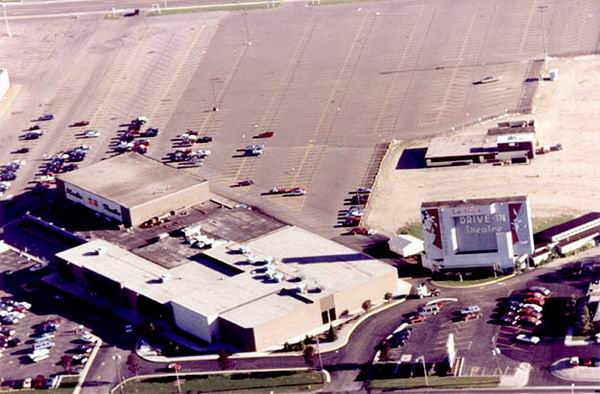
[142,128,160,137]
[124,8,140,17]
[7,337,21,347]
[351,194,369,204]
[14,147,29,154]
[24,132,42,140]
[0,172,16,181]
[197,136,213,143]
[37,114,54,121]
[255,131,274,138]
[70,121,90,127]
[28,125,40,131]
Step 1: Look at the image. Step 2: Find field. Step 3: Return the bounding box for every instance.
[364,55,600,236]
[1,0,600,238]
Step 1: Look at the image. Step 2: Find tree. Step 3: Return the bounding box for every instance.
[326,325,338,342]
[217,349,233,370]
[303,345,316,368]
[362,300,372,313]
[60,355,73,374]
[127,352,139,375]
[138,321,156,337]
[375,340,391,362]
[575,302,594,336]
[384,292,393,302]
[32,375,46,390]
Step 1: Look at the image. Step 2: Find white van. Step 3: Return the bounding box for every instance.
[418,304,440,316]
[33,341,55,351]
[29,353,50,363]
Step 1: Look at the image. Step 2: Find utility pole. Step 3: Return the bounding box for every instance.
[209,78,219,112]
[174,363,182,393]
[3,5,12,37]
[538,6,548,59]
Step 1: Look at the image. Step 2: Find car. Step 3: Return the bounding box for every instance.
[570,356,580,366]
[520,303,543,313]
[463,312,481,321]
[0,182,11,192]
[460,305,481,315]
[24,131,43,140]
[499,315,518,325]
[35,333,55,341]
[197,136,213,143]
[84,130,100,138]
[1,171,16,181]
[29,263,44,272]
[286,188,306,196]
[473,76,500,85]
[71,120,90,127]
[7,338,21,347]
[255,131,274,138]
[351,194,369,204]
[349,227,376,235]
[76,344,93,354]
[15,147,30,154]
[73,354,89,365]
[515,333,540,345]
[237,179,254,187]
[0,328,15,336]
[269,187,293,194]
[13,301,31,310]
[80,333,97,343]
[523,297,545,306]
[124,8,140,17]
[408,315,426,324]
[524,290,546,299]
[22,378,32,389]
[518,310,542,320]
[344,216,361,226]
[28,125,40,131]
[357,187,371,194]
[528,286,551,296]
[344,207,364,217]
[580,357,593,367]
[141,128,159,137]
[518,316,542,326]
[37,114,54,121]
[244,144,264,155]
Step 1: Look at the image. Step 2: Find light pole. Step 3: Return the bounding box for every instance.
[417,355,428,386]
[209,78,219,112]
[315,335,325,383]
[538,6,548,59]
[173,363,182,393]
[112,349,124,394]
[242,12,251,46]
[3,5,12,37]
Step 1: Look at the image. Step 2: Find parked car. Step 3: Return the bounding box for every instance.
[142,128,160,137]
[255,131,274,138]
[1,172,17,181]
[236,179,254,187]
[473,76,500,85]
[84,130,100,138]
[580,357,593,367]
[37,114,54,121]
[408,315,426,324]
[15,147,30,154]
[518,316,542,326]
[528,286,551,296]
[197,136,213,143]
[515,333,540,345]
[28,125,40,131]
[349,227,376,235]
[80,332,97,343]
[523,296,545,306]
[244,144,264,156]
[29,263,44,272]
[286,188,306,196]
[460,305,481,315]
[124,8,140,17]
[22,378,32,389]
[520,303,543,313]
[269,187,293,194]
[499,315,518,325]
[24,131,43,140]
[71,120,90,127]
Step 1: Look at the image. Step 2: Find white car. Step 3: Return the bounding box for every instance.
[7,311,25,319]
[195,149,211,157]
[461,305,481,315]
[9,160,26,168]
[80,333,97,343]
[84,130,100,138]
[13,301,31,310]
[520,303,543,313]
[286,189,306,196]
[29,263,44,272]
[0,181,12,191]
[528,286,551,296]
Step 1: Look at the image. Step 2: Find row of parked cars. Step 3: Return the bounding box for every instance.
[0,300,31,359]
[497,286,550,330]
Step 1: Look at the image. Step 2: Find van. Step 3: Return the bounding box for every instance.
[29,353,50,363]
[418,305,440,316]
[34,341,55,351]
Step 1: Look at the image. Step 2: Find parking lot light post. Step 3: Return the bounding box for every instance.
[417,355,428,386]
[112,350,124,394]
[174,363,182,393]
[538,6,548,60]
[3,5,12,38]
[242,12,251,46]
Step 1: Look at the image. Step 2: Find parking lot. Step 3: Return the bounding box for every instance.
[0,248,135,389]
[377,254,600,383]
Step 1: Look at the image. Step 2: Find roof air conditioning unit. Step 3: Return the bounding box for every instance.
[95,247,106,256]
[296,283,307,293]
[159,274,171,283]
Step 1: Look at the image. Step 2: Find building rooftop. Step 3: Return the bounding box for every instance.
[56,153,207,208]
[422,195,528,209]
[496,133,535,144]
[535,213,600,241]
[56,226,397,328]
[425,134,496,159]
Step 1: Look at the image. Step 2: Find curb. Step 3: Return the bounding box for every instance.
[431,272,516,289]
[138,298,406,363]
[73,334,103,394]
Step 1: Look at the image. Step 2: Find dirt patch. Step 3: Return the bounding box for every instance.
[364,55,600,236]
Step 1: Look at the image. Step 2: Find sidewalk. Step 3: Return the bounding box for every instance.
[498,362,531,388]
[551,358,600,382]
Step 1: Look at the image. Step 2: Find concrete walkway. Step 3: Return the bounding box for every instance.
[498,362,531,388]
[551,358,600,382]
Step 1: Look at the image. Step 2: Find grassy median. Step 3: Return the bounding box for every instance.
[368,375,500,389]
[122,370,323,393]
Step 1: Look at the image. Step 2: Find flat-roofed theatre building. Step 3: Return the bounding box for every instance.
[421,196,534,273]
[54,226,400,351]
[56,153,210,227]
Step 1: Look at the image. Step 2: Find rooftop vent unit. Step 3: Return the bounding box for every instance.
[296,282,307,293]
[247,255,259,265]
[233,244,251,254]
[159,274,171,283]
[94,247,106,256]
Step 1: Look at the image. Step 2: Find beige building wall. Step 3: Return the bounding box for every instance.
[127,181,210,226]
[333,271,398,316]
[251,301,322,351]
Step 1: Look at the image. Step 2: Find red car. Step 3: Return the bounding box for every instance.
[350,227,374,235]
[71,121,90,127]
[408,315,426,324]
[524,297,545,306]
[255,131,274,138]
